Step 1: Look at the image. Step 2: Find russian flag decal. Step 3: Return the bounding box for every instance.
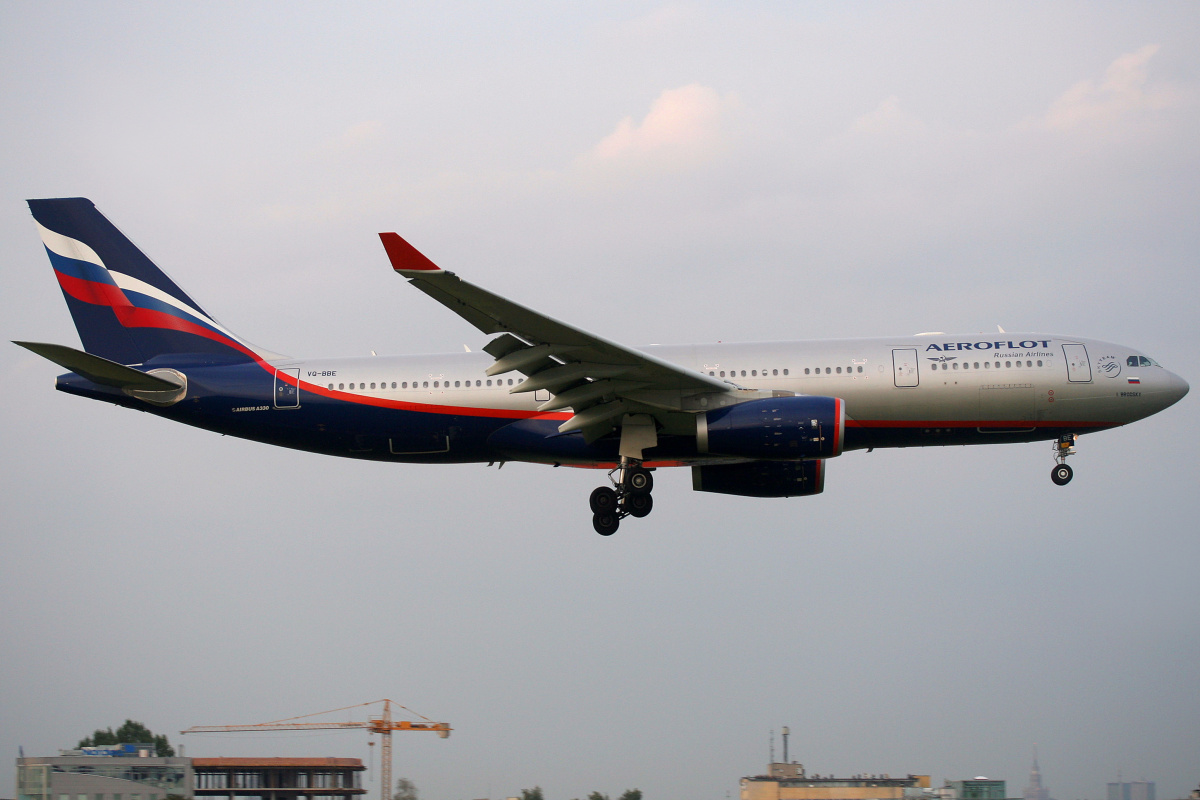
[1128,377,1141,384]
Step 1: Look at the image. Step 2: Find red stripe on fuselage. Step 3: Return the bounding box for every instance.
[293,377,573,420]
[846,419,1112,429]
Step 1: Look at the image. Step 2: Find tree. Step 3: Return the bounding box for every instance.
[588,793,609,800]
[521,787,545,800]
[619,791,642,800]
[78,720,175,757]
[393,778,419,800]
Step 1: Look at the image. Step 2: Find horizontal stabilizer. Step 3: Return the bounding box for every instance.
[13,341,183,391]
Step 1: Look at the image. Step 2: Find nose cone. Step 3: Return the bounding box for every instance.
[1164,371,1190,407]
[1171,371,1190,402]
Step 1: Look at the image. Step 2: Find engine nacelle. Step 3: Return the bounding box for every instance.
[692,459,825,498]
[697,395,844,460]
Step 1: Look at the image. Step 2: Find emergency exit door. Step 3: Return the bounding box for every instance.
[892,348,919,387]
[274,368,300,408]
[1063,344,1092,383]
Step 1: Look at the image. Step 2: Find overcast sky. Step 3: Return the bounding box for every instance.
[2,4,1197,800]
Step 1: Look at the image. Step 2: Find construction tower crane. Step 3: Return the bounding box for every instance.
[182,699,450,800]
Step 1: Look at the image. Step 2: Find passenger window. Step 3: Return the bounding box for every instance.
[720,371,725,377]
[804,368,810,375]
[952,362,958,369]
[1037,361,1043,367]
[1014,361,1021,369]
[338,383,344,389]
[836,367,842,374]
[857,366,863,373]
[773,369,779,376]
[741,370,747,377]
[709,371,715,376]
[454,380,460,387]
[783,369,788,375]
[752,370,757,376]
[328,383,333,389]
[371,382,376,389]
[984,362,990,369]
[825,367,831,374]
[422,381,428,388]
[508,379,514,385]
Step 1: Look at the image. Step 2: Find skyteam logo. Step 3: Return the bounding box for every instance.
[1097,355,1122,378]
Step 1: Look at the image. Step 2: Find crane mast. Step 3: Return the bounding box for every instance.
[182,699,450,800]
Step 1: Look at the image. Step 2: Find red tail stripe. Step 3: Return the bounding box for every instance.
[113,306,259,361]
[55,270,130,308]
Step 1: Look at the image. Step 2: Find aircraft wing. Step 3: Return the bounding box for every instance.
[379,233,729,440]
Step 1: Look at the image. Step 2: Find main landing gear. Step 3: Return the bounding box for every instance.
[1051,433,1077,486]
[590,458,655,536]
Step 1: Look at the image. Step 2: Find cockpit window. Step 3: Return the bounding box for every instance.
[1128,355,1161,367]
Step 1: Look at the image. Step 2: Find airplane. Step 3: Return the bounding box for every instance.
[16,197,1190,535]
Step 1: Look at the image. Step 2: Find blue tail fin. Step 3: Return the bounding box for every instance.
[28,198,269,365]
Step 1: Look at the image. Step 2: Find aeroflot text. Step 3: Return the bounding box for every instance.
[925,340,1052,352]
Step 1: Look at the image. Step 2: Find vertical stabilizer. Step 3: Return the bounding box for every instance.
[27,198,267,365]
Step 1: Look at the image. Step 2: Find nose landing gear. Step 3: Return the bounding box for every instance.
[590,458,654,535]
[1051,434,1077,486]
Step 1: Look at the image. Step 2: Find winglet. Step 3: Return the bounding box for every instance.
[378,232,443,274]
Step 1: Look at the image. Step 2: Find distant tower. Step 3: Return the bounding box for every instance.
[1023,750,1052,800]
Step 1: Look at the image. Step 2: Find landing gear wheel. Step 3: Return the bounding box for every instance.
[592,511,620,536]
[624,493,653,518]
[589,486,618,514]
[626,467,653,495]
[1051,463,1073,486]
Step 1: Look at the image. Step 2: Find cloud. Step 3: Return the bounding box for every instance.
[579,84,739,171]
[849,95,929,137]
[1043,44,1183,130]
[335,120,384,149]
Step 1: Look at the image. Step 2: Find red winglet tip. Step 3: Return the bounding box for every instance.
[378,232,442,272]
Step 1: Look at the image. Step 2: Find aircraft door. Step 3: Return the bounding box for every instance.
[274,368,300,408]
[892,348,919,387]
[1063,344,1092,383]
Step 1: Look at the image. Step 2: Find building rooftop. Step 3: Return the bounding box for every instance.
[192,758,364,769]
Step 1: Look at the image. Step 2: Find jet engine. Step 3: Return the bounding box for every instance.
[696,395,844,459]
[692,459,825,497]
